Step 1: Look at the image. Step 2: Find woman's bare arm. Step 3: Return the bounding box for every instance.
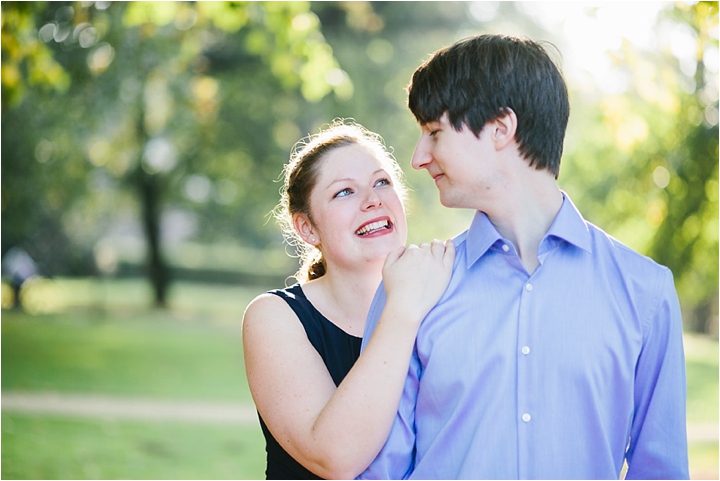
[242,240,454,479]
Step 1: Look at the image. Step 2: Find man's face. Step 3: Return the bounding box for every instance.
[410,113,501,210]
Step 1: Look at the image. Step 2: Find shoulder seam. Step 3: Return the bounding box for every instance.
[641,265,673,337]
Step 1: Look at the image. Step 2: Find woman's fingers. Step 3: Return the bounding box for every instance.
[396,239,454,262]
[383,245,406,268]
[443,239,455,267]
[430,239,444,258]
[382,238,455,323]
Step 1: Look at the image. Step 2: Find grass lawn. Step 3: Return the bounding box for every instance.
[684,333,719,479]
[1,278,718,479]
[1,308,253,402]
[2,279,271,479]
[1,413,266,479]
[685,333,719,423]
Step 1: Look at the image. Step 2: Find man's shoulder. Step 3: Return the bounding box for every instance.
[584,220,670,277]
[452,229,470,247]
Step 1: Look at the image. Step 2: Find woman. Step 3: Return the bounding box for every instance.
[242,120,454,479]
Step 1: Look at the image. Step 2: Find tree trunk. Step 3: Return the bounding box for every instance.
[11,282,22,309]
[137,168,168,308]
[133,108,169,308]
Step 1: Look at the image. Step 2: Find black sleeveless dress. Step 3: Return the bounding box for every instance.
[258,284,362,480]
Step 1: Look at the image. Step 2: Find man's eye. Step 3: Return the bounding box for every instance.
[429,130,439,138]
[334,188,352,198]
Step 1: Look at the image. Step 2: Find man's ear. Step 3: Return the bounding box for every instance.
[492,108,518,151]
[293,213,318,246]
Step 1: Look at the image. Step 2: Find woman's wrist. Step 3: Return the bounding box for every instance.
[380,297,426,329]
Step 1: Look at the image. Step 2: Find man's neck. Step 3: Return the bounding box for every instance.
[484,172,563,274]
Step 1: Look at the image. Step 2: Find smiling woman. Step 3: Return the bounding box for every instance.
[274,120,408,282]
[292,139,407,281]
[242,120,454,479]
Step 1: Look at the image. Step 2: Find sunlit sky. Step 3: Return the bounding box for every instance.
[469,1,717,95]
[525,2,667,91]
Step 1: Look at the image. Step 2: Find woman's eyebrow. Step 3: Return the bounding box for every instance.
[325,169,385,189]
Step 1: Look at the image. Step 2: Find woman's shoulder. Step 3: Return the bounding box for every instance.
[246,284,301,310]
[242,287,301,332]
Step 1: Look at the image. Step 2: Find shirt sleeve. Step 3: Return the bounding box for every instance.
[358,283,420,480]
[626,267,689,479]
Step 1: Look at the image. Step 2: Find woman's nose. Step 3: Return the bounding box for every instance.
[363,188,382,210]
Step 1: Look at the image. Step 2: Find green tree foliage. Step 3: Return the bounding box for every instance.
[2,3,90,278]
[1,2,70,106]
[650,2,718,333]
[2,2,716,333]
[2,1,350,306]
[561,2,718,333]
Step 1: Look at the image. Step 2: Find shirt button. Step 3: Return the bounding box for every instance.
[502,244,509,252]
[525,283,533,291]
[522,413,532,422]
[521,346,530,355]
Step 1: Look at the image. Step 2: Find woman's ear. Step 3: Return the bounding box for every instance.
[293,213,318,246]
[492,108,518,151]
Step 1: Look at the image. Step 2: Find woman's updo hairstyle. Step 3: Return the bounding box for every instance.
[275,119,407,283]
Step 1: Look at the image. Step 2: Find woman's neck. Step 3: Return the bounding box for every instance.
[303,262,383,337]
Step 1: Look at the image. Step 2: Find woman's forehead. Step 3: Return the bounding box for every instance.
[316,143,386,176]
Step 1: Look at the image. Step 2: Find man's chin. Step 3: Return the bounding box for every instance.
[439,195,456,208]
[438,193,471,210]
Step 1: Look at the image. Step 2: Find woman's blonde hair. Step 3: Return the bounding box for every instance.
[274,119,407,283]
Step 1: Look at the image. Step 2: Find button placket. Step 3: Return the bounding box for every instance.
[517,272,535,474]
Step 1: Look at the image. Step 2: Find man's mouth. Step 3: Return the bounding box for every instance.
[355,219,392,236]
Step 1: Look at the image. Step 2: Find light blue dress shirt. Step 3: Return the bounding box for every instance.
[360,194,688,480]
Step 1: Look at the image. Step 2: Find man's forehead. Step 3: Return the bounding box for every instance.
[419,114,449,127]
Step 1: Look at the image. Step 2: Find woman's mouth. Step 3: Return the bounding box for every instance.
[355,218,393,237]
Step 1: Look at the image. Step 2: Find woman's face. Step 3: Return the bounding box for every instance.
[303,143,407,273]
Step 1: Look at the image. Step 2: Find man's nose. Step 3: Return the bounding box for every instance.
[411,135,432,170]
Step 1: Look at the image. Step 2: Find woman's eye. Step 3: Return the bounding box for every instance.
[375,178,391,187]
[334,188,352,198]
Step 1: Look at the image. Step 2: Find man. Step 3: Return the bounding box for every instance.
[360,35,688,479]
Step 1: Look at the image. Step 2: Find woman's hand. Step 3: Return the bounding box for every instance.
[382,239,455,324]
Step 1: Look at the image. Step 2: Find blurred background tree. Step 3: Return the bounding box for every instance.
[558,1,719,333]
[2,1,351,306]
[2,1,717,335]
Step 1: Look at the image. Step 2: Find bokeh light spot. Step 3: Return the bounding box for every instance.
[653,166,671,189]
[88,43,115,75]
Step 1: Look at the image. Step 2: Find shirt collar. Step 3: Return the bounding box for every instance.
[465,191,592,268]
[545,192,592,254]
[466,211,503,268]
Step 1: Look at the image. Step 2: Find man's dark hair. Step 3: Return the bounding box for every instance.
[407,35,569,178]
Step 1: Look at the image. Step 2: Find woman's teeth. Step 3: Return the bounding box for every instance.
[356,220,389,236]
